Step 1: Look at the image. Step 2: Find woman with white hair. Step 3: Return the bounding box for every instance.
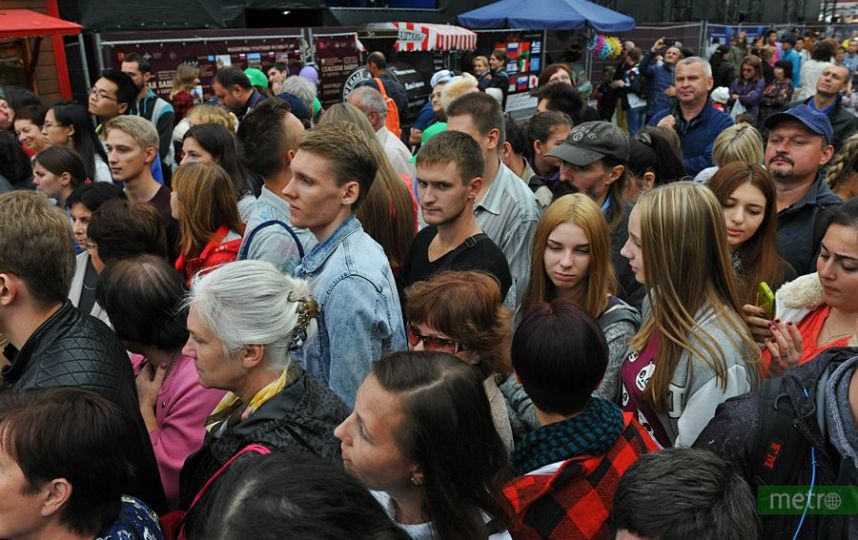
[177,260,348,536]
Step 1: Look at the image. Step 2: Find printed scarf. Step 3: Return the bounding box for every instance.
[205,367,295,435]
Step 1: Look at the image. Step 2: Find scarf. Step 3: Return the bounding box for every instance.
[512,397,625,475]
[205,368,294,435]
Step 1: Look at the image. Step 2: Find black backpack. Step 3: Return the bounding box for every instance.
[750,376,809,487]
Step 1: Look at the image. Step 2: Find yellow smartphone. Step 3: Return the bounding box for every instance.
[757,282,775,320]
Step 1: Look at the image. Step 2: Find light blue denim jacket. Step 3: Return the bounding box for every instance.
[295,214,406,407]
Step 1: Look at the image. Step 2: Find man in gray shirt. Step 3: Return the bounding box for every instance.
[446,92,541,310]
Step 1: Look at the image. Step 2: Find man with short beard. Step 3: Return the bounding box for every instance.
[762,105,842,274]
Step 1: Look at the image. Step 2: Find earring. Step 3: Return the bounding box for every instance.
[410,474,423,486]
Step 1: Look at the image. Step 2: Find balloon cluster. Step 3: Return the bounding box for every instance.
[587,34,623,58]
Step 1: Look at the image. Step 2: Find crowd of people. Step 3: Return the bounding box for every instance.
[0,35,855,540]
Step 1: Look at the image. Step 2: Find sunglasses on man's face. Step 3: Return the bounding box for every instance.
[406,323,467,354]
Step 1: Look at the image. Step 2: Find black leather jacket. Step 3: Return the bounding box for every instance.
[1,301,167,514]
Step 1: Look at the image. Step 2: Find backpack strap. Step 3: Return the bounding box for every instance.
[239,220,305,261]
[751,377,808,486]
[597,298,641,332]
[373,77,389,98]
[187,444,271,510]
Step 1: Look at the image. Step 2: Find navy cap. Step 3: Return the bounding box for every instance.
[763,104,833,143]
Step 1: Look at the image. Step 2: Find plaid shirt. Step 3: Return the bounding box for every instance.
[503,413,658,539]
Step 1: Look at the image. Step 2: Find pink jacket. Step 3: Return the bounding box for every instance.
[132,353,226,509]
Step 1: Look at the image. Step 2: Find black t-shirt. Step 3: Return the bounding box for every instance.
[401,226,512,300]
[148,184,180,263]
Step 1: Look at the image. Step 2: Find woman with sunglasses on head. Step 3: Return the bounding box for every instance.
[44,102,111,183]
[619,182,760,448]
[728,55,766,125]
[522,194,641,404]
[335,350,513,540]
[404,271,516,451]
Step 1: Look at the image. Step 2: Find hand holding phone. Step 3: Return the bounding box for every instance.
[757,282,776,320]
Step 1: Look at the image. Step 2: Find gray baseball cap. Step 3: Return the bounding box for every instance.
[546,121,630,166]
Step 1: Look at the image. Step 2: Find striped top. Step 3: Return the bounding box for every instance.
[474,161,541,310]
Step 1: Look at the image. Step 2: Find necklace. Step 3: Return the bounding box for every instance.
[819,320,854,346]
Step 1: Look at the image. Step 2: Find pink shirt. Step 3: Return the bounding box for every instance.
[131,353,226,509]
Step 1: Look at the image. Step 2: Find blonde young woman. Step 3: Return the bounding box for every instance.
[170,63,200,125]
[619,182,759,448]
[522,194,640,402]
[693,122,765,183]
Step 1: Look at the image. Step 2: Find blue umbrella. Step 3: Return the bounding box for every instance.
[458,0,635,32]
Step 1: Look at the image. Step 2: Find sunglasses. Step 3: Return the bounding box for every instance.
[406,323,467,353]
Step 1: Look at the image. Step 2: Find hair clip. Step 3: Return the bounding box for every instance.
[287,291,319,351]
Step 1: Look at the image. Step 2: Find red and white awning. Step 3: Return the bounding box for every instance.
[368,22,477,52]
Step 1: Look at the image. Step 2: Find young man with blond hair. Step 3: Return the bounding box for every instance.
[284,122,406,407]
[103,115,178,260]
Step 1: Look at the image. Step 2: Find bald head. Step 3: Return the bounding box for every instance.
[817,64,850,97]
[347,86,387,131]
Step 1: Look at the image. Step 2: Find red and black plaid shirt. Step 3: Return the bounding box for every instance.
[504,413,658,539]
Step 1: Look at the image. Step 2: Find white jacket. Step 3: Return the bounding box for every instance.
[774,272,823,324]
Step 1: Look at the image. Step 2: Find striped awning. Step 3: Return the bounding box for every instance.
[367,22,477,52]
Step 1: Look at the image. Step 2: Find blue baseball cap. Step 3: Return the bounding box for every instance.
[763,104,833,144]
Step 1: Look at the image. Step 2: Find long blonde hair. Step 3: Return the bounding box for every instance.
[630,182,759,410]
[170,63,200,99]
[319,103,415,271]
[522,194,616,318]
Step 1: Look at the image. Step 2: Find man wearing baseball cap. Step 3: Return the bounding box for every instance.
[763,104,842,275]
[546,121,643,308]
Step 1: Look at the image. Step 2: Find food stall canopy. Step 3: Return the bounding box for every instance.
[0,9,82,38]
[458,0,635,32]
[367,22,477,52]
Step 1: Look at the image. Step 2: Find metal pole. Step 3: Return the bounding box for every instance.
[94,32,104,72]
[77,33,92,92]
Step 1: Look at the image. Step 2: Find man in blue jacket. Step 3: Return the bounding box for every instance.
[639,36,683,122]
[649,57,733,176]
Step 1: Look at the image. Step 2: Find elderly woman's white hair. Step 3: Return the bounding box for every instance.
[280,75,317,117]
[440,72,479,112]
[185,260,318,369]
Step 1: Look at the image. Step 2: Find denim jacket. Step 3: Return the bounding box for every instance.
[295,215,406,407]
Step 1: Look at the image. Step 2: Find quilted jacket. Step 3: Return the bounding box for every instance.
[0,300,168,514]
